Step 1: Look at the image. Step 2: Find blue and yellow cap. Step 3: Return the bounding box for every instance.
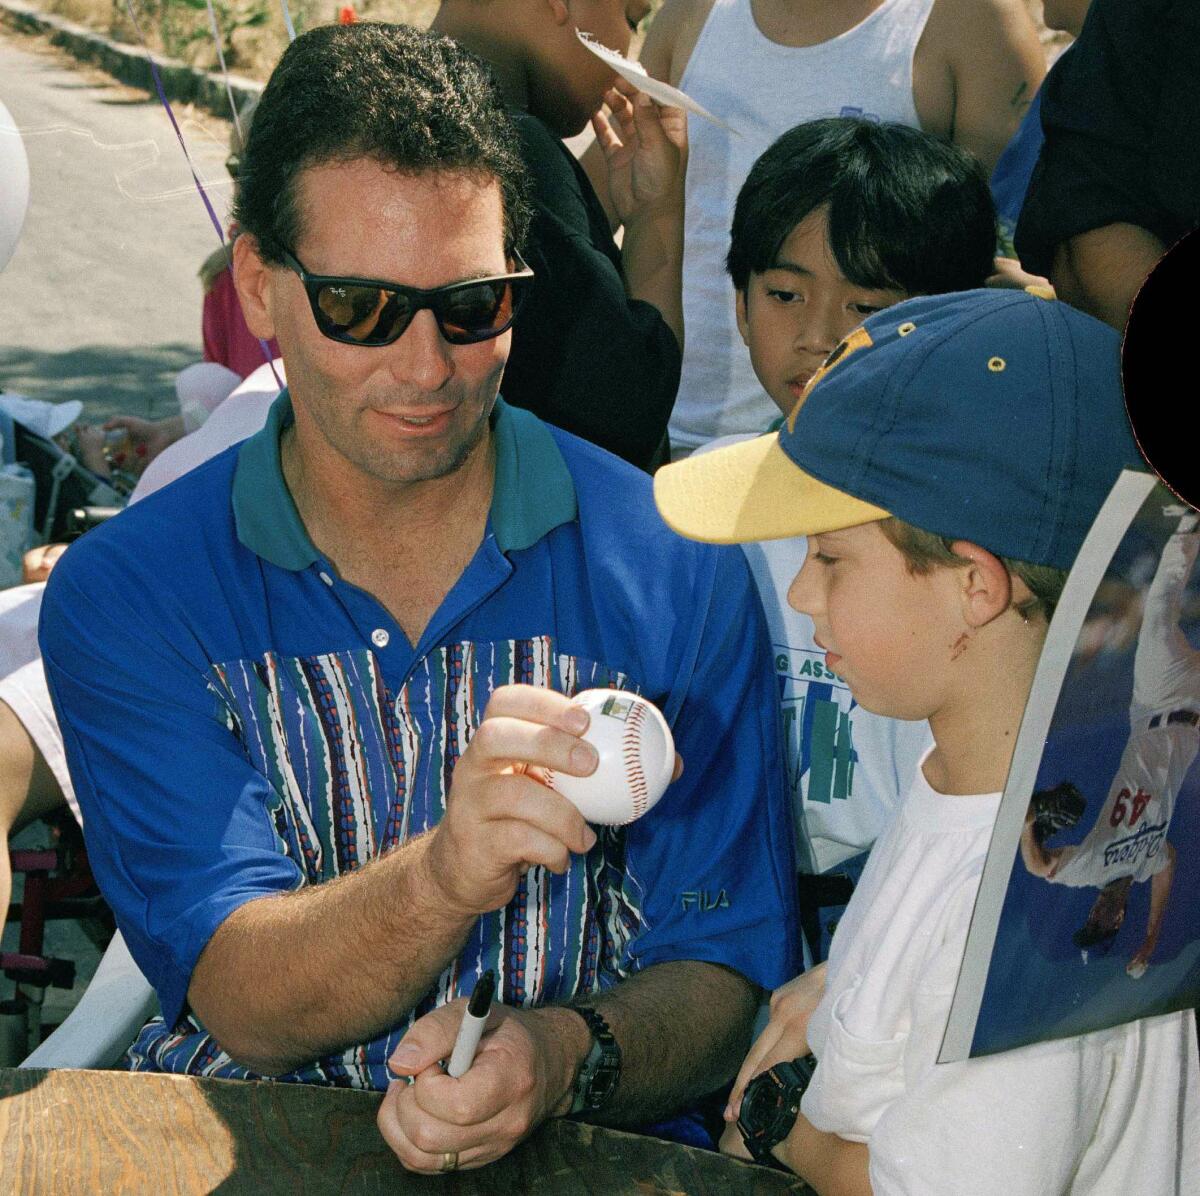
[654,289,1147,571]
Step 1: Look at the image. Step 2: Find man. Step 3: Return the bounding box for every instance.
[629,0,1045,453]
[1015,0,1200,330]
[38,23,798,1173]
[1021,507,1200,980]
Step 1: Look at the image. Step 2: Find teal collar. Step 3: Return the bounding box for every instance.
[232,391,577,569]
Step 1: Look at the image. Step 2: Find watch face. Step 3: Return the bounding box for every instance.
[738,1058,813,1161]
[742,1070,786,1130]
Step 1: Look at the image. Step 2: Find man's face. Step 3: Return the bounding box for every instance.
[787,522,958,719]
[736,207,910,418]
[535,0,651,136]
[253,159,511,488]
[1079,876,1133,945]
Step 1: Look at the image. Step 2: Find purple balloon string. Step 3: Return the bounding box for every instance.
[121,0,281,387]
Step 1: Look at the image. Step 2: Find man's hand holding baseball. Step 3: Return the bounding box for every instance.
[423,684,601,919]
[379,1001,589,1172]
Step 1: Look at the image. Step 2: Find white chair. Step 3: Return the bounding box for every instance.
[20,930,157,1069]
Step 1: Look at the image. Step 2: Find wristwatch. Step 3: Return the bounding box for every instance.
[568,1005,622,1115]
[737,1054,817,1168]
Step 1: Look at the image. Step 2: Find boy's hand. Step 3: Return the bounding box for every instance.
[987,256,1053,294]
[724,962,827,1122]
[101,413,185,473]
[719,1118,753,1160]
[22,541,69,584]
[591,77,686,225]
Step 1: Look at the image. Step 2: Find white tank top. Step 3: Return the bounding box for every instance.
[670,0,935,455]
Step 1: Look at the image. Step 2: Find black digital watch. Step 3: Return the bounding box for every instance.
[568,1005,622,1115]
[737,1054,817,1169]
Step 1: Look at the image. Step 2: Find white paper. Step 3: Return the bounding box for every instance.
[576,31,740,134]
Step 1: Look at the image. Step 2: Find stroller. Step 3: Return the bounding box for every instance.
[0,395,126,585]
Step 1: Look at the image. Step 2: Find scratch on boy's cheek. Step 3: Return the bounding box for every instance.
[950,632,970,661]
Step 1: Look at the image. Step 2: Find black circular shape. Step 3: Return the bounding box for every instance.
[1122,229,1199,510]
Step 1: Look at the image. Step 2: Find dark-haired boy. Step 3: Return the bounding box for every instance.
[656,289,1200,1192]
[432,0,685,469]
[705,118,997,965]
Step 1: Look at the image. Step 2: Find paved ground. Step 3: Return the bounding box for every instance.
[1,821,106,1064]
[0,29,234,423]
[0,29,236,1059]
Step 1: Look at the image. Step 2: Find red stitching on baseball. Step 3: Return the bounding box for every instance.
[623,701,649,820]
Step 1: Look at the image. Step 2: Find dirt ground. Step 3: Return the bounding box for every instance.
[33,0,1067,83]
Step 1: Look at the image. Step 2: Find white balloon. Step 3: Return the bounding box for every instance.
[546,689,676,826]
[0,97,30,272]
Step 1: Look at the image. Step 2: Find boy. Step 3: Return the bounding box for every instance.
[635,0,1044,454]
[431,0,685,469]
[654,289,1200,1192]
[711,117,997,964]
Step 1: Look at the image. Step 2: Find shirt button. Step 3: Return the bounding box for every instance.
[371,628,390,648]
[319,572,334,586]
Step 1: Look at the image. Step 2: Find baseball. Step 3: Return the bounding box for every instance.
[546,689,676,826]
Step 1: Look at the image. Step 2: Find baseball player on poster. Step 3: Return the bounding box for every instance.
[1021,505,1200,978]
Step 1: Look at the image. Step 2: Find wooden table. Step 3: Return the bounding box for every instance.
[0,1068,813,1194]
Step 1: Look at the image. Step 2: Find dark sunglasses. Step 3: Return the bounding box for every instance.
[280,248,534,347]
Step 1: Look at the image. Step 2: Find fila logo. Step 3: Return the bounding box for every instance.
[681,889,731,912]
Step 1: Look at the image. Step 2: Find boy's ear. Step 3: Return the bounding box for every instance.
[735,289,750,348]
[232,233,279,342]
[546,0,571,27]
[949,541,1014,629]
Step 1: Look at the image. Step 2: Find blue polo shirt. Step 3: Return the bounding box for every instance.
[40,394,798,1088]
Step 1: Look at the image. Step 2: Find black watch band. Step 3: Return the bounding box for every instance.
[568,1005,622,1115]
[737,1054,816,1169]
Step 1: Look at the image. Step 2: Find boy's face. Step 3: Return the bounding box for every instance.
[736,207,910,418]
[534,0,650,136]
[787,522,959,720]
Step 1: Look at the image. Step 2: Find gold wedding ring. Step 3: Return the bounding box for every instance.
[439,1150,460,1172]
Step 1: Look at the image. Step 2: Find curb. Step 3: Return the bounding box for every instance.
[0,0,261,119]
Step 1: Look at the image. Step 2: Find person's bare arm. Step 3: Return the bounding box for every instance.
[378,959,758,1172]
[1129,841,1176,973]
[1019,808,1061,877]
[584,958,758,1126]
[578,0,708,232]
[188,686,599,1075]
[1051,222,1166,331]
[0,700,66,926]
[773,1114,872,1196]
[937,0,1045,173]
[639,0,710,88]
[593,81,686,347]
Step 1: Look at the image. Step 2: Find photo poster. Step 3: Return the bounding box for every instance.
[941,471,1200,1062]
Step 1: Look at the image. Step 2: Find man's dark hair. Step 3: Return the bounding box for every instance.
[234,22,531,265]
[726,118,997,295]
[1072,875,1133,951]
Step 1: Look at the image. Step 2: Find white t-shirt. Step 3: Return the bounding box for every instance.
[699,433,932,872]
[669,0,933,454]
[802,758,1200,1194]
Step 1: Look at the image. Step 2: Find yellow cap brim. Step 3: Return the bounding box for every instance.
[653,433,891,545]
